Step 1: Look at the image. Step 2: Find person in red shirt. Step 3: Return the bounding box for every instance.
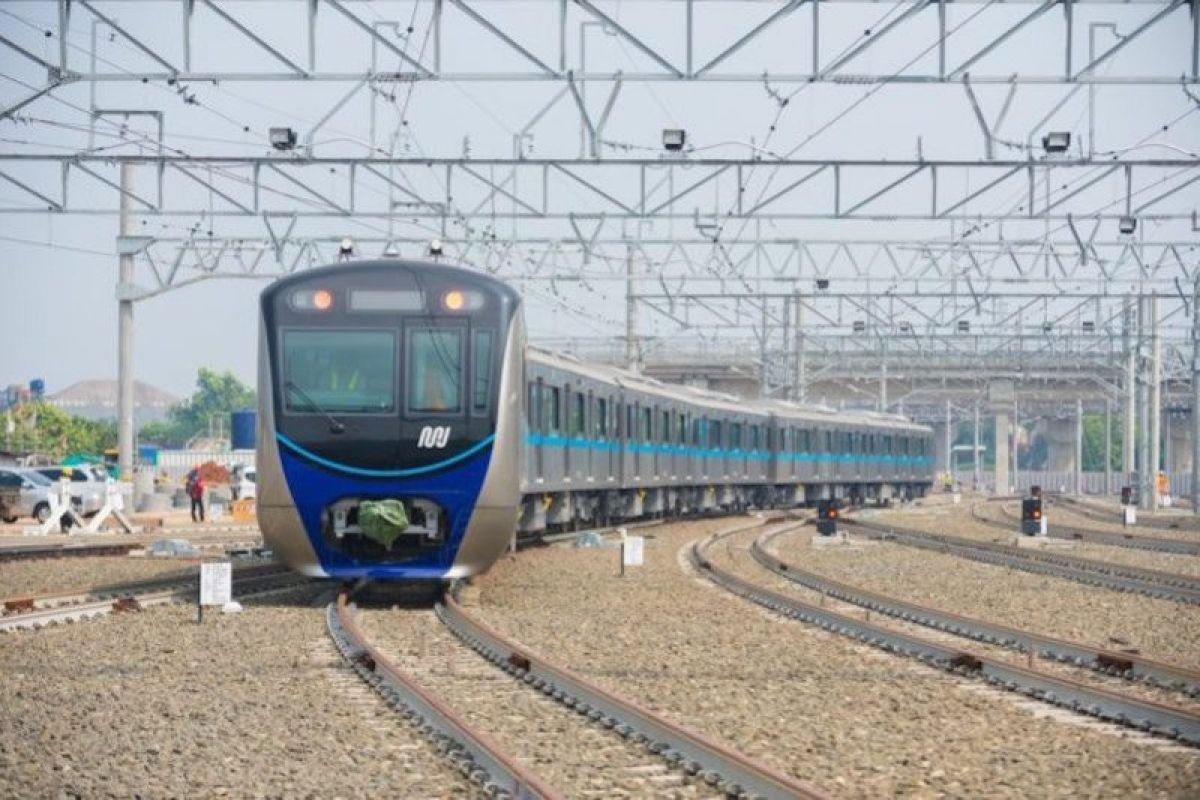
[186,468,206,523]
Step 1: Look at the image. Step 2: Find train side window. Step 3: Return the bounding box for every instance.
[627,405,636,441]
[693,418,703,446]
[750,426,759,451]
[883,435,892,454]
[527,381,540,431]
[640,407,652,441]
[471,330,493,414]
[711,420,722,449]
[596,397,608,439]
[569,391,585,437]
[661,410,671,444]
[824,431,832,452]
[544,386,561,434]
[731,423,742,451]
[678,414,687,445]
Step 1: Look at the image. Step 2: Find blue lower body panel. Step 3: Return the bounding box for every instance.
[277,442,493,580]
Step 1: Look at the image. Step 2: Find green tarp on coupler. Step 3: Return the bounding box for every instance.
[358,499,410,550]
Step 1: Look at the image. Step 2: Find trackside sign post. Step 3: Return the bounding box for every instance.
[198,561,232,623]
[620,529,644,576]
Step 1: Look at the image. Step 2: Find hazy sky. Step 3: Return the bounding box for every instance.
[0,0,1195,398]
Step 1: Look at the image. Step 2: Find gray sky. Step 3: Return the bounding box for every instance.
[0,0,1195,398]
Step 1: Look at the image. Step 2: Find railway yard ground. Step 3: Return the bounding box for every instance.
[3,496,1200,798]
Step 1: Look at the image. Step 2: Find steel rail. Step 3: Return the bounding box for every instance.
[975,502,1200,556]
[1046,495,1200,535]
[846,519,1200,606]
[328,592,561,800]
[437,574,827,800]
[690,531,1200,746]
[0,563,287,616]
[751,529,1200,697]
[0,568,303,633]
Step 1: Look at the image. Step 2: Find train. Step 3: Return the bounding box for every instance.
[257,259,934,581]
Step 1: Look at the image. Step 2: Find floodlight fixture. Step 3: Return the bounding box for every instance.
[1118,215,1137,234]
[337,237,354,261]
[1041,131,1071,153]
[428,238,444,259]
[662,129,686,151]
[382,242,400,257]
[269,127,297,151]
[815,278,830,290]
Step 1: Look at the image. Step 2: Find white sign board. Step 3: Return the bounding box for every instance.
[200,562,232,606]
[622,536,645,567]
[1124,506,1137,526]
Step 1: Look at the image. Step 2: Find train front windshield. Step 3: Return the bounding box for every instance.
[264,262,516,473]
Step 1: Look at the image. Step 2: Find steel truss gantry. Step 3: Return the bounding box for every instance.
[2,0,1196,90]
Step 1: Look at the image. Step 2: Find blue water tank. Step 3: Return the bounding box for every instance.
[231,409,257,450]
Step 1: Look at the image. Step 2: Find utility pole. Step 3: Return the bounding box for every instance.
[1150,294,1162,510]
[1138,295,1152,510]
[1074,397,1083,495]
[117,162,135,490]
[973,399,981,492]
[944,399,952,478]
[794,295,805,403]
[625,245,639,374]
[1123,298,1135,483]
[1104,397,1112,496]
[1193,271,1200,513]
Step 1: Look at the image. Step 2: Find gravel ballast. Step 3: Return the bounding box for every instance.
[0,586,483,798]
[869,503,1200,579]
[472,518,1200,797]
[0,558,202,599]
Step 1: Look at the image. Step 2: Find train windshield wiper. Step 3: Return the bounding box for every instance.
[284,381,346,434]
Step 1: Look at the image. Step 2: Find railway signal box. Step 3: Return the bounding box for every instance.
[816,499,840,536]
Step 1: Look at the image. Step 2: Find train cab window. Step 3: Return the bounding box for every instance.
[596,397,608,438]
[283,329,397,414]
[544,386,561,434]
[569,392,585,437]
[407,329,463,414]
[471,330,493,414]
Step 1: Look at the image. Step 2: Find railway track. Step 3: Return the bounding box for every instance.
[1051,494,1200,532]
[0,525,262,563]
[329,584,824,800]
[689,527,1200,747]
[972,502,1200,556]
[0,565,302,633]
[751,528,1200,698]
[846,518,1200,606]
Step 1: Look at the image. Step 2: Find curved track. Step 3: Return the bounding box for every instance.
[751,528,1200,697]
[689,527,1200,747]
[972,501,1200,556]
[847,518,1200,606]
[1052,494,1200,532]
[329,582,825,800]
[0,565,300,633]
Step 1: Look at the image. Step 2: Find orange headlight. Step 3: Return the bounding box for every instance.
[442,289,465,311]
[313,289,334,310]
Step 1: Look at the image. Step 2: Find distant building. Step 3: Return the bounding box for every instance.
[47,379,180,425]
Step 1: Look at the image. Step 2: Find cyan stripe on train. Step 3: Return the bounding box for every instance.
[524,434,934,467]
[276,435,493,580]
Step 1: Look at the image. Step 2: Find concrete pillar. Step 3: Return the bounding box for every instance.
[993,411,1010,496]
[1170,412,1193,475]
[932,421,949,477]
[1044,417,1077,480]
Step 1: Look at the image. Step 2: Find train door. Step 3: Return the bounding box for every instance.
[530,378,543,484]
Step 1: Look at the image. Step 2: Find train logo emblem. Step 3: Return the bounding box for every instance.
[417,426,452,449]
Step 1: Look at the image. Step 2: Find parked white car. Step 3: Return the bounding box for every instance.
[0,468,54,523]
[232,466,256,501]
[34,465,108,515]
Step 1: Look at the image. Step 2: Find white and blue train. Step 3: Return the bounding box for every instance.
[257,260,934,581]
